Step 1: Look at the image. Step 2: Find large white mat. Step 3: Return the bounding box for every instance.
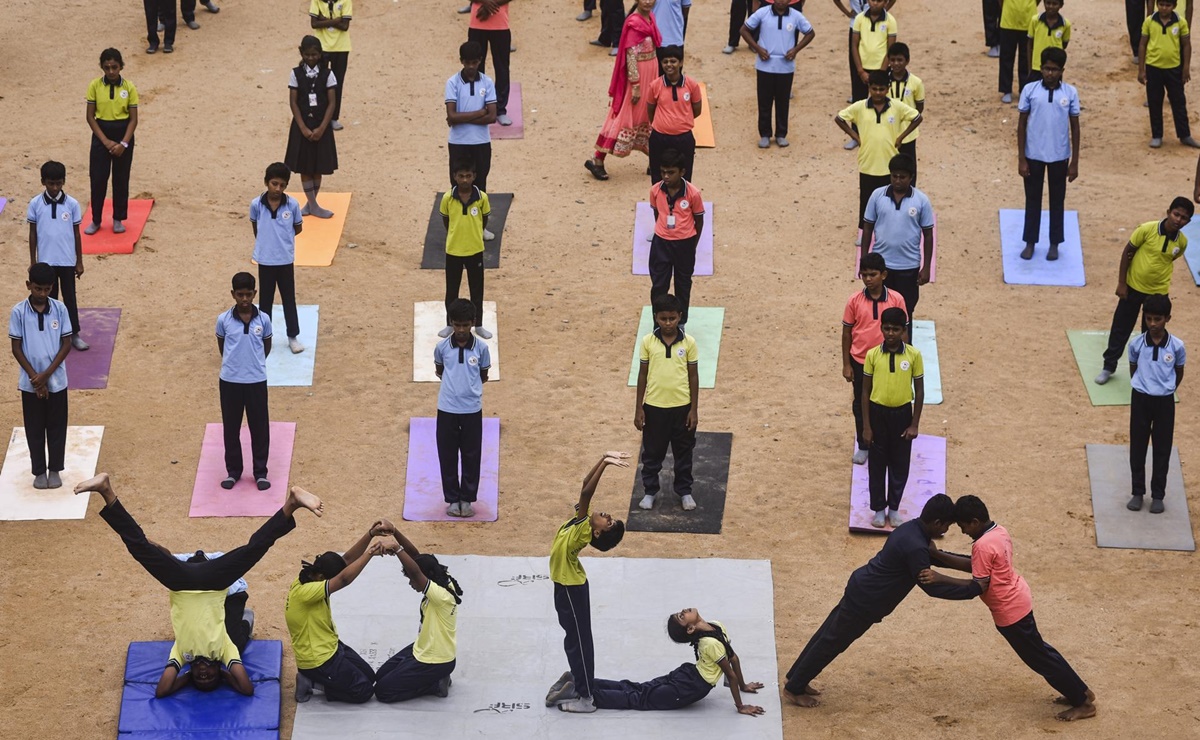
[413,301,501,382]
[292,556,782,739]
[0,425,104,520]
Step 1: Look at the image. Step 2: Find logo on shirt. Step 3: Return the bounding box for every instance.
[907,207,917,217]
[468,356,479,366]
[119,89,128,99]
[282,211,292,220]
[184,651,194,662]
[880,24,887,32]
[51,320,59,330]
[470,207,479,216]
[480,88,487,97]
[1059,96,1069,107]
[887,115,895,124]
[677,348,686,358]
[900,360,910,371]
[683,92,691,101]
[679,199,690,210]
[1173,247,1182,257]
[61,212,70,221]
[1164,353,1174,363]
[252,325,263,336]
[786,22,794,30]
[1055,30,1063,38]
[1173,27,1181,35]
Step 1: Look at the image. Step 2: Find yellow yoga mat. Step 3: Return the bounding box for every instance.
[694,82,715,148]
[286,192,352,266]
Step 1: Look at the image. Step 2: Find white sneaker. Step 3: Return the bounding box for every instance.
[473,326,493,339]
[1001,93,1012,104]
[446,501,462,516]
[330,120,343,131]
[680,494,697,511]
[71,335,90,351]
[871,510,887,528]
[84,222,100,235]
[988,46,1000,58]
[559,695,597,713]
[288,337,306,354]
[459,502,475,517]
[639,494,656,510]
[497,114,513,126]
[721,45,735,54]
[438,326,453,338]
[483,228,496,241]
[843,139,859,150]
[887,510,904,528]
[457,3,471,12]
[1094,369,1114,385]
[852,449,868,465]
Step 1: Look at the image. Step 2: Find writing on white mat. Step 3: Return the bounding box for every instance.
[474,702,533,714]
[496,574,548,587]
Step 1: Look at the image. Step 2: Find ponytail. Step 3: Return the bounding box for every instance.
[415,554,464,605]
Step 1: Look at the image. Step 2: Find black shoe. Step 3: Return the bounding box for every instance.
[163,44,174,53]
[1149,498,1165,514]
[146,45,159,54]
[221,476,237,490]
[257,478,271,491]
[589,39,606,46]
[435,674,452,698]
[1127,494,1144,511]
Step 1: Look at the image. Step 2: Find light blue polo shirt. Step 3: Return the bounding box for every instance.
[745,7,813,75]
[1018,79,1080,163]
[27,192,82,267]
[847,0,867,28]
[1129,332,1186,396]
[9,298,72,394]
[250,194,303,266]
[435,335,490,414]
[446,71,497,146]
[216,306,272,384]
[863,185,935,271]
[653,0,691,47]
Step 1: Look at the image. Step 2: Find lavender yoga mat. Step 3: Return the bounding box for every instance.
[632,201,714,276]
[849,434,946,533]
[403,417,499,522]
[489,82,524,139]
[67,308,120,390]
[189,422,296,518]
[0,197,7,215]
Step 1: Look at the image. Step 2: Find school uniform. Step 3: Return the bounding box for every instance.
[598,0,626,48]
[216,306,272,481]
[250,193,304,339]
[1128,331,1186,500]
[172,551,253,653]
[745,6,813,139]
[468,1,511,117]
[648,180,705,324]
[853,11,897,77]
[863,341,922,513]
[999,0,1036,94]
[1143,13,1192,140]
[285,65,339,176]
[592,622,730,710]
[863,184,933,321]
[647,73,702,182]
[439,187,491,326]
[286,579,376,703]
[1018,77,1079,247]
[983,0,1001,49]
[728,0,752,49]
[85,75,138,227]
[310,0,353,122]
[639,327,698,499]
[143,0,176,49]
[1102,220,1187,372]
[9,298,72,477]
[434,334,490,505]
[375,581,458,702]
[653,0,691,71]
[889,71,924,182]
[27,191,84,337]
[838,98,921,225]
[551,506,598,699]
[446,71,497,192]
[1027,12,1071,84]
[844,0,869,101]
[842,287,907,453]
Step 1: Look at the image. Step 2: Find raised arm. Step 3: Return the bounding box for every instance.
[577,452,632,512]
[328,540,386,594]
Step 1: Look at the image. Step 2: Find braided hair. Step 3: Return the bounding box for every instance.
[666,614,736,662]
[414,554,464,605]
[298,551,347,584]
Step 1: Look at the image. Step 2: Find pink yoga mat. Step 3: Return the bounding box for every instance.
[849,434,945,533]
[632,201,714,276]
[489,82,523,139]
[853,215,937,282]
[403,417,499,522]
[67,308,120,390]
[189,422,296,518]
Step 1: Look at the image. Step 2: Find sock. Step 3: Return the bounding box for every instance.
[302,180,318,210]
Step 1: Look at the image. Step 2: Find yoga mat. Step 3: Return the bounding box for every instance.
[0,425,104,521]
[266,305,318,387]
[403,417,499,522]
[421,193,513,269]
[490,81,524,139]
[81,199,154,255]
[632,201,714,276]
[0,197,7,215]
[1066,329,1178,407]
[849,434,946,533]
[911,319,942,405]
[998,209,1084,286]
[286,192,351,266]
[693,81,715,148]
[852,214,938,282]
[120,640,282,738]
[627,306,724,388]
[292,556,783,740]
[1086,443,1194,551]
[627,430,731,534]
[188,422,296,518]
[1181,219,1200,285]
[67,307,120,390]
[412,300,501,382]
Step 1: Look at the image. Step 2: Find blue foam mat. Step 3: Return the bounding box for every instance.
[1181,220,1200,285]
[999,209,1085,286]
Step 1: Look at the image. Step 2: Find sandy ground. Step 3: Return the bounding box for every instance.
[1,0,1199,738]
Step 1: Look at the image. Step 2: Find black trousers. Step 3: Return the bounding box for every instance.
[436,409,483,504]
[584,0,596,11]
[756,71,793,138]
[847,29,867,102]
[1025,69,1044,87]
[89,120,135,224]
[467,28,511,115]
[597,0,625,45]
[258,263,299,339]
[868,402,913,512]
[447,142,491,193]
[1022,159,1067,246]
[1130,390,1175,499]
[554,581,595,698]
[445,253,485,327]
[898,140,917,186]
[181,0,198,23]
[784,597,877,693]
[884,268,920,328]
[850,359,866,451]
[324,51,349,122]
[143,0,175,47]
[859,173,890,227]
[1102,287,1152,372]
[648,129,696,183]
[1126,0,1147,57]
[649,234,699,325]
[996,611,1090,707]
[219,379,270,479]
[1147,65,1191,139]
[224,591,251,653]
[375,643,455,703]
[728,0,751,47]
[998,27,1029,95]
[49,266,82,335]
[21,390,68,476]
[640,403,695,497]
[299,641,376,704]
[592,662,713,710]
[982,0,1001,47]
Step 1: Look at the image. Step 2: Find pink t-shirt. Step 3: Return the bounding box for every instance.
[972,524,1033,627]
[469,2,509,30]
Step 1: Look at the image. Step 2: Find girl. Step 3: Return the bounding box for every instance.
[85,48,138,235]
[285,36,339,219]
[371,519,464,702]
[584,0,661,181]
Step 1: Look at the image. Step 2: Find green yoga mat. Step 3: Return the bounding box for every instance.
[628,306,724,388]
[1067,329,1178,406]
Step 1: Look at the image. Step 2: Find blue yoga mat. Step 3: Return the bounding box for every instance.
[1180,220,1200,285]
[911,319,941,405]
[266,305,318,387]
[999,209,1085,286]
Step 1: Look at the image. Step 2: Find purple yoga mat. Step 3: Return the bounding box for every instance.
[0,197,7,215]
[189,422,296,518]
[403,416,499,522]
[849,434,946,533]
[632,201,714,276]
[67,308,120,390]
[489,82,523,139]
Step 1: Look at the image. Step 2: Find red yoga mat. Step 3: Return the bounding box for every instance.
[81,199,154,254]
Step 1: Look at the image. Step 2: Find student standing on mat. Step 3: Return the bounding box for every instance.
[468,0,514,127]
[1095,197,1192,385]
[446,41,498,239]
[546,451,629,713]
[920,496,1097,721]
[648,151,705,326]
[439,163,493,340]
[76,473,323,697]
[646,46,702,181]
[1125,295,1185,514]
[85,48,138,237]
[1026,0,1070,87]
[860,154,932,332]
[886,43,923,181]
[998,0,1036,104]
[10,263,73,490]
[309,0,352,132]
[740,0,816,150]
[782,494,983,708]
[1140,0,1200,149]
[285,36,339,219]
[251,162,306,355]
[27,161,89,352]
[216,272,273,492]
[435,299,491,518]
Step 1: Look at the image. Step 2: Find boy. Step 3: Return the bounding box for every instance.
[646,46,703,182]
[851,0,898,112]
[998,0,1037,103]
[1017,47,1080,262]
[1140,0,1200,148]
[9,263,73,489]
[833,0,897,109]
[921,496,1096,721]
[439,162,493,340]
[546,451,629,713]
[886,43,924,182]
[741,0,816,149]
[216,272,273,491]
[860,153,933,330]
[1127,295,1185,513]
[836,70,922,245]
[1027,0,1070,86]
[1096,197,1193,385]
[634,294,699,511]
[842,252,907,465]
[649,150,705,325]
[861,306,922,529]
[250,162,306,354]
[445,40,497,239]
[434,299,491,518]
[27,161,88,352]
[467,0,513,127]
[309,0,352,131]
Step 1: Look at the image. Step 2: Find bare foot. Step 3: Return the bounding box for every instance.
[74,473,116,506]
[1054,689,1095,706]
[284,486,324,518]
[803,684,821,696]
[1056,702,1096,721]
[782,688,821,707]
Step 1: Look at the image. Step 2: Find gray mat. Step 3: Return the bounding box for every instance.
[292,556,782,739]
[628,431,731,535]
[1086,444,1195,551]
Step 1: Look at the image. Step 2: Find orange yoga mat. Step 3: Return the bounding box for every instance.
[693,82,715,148]
[81,199,154,255]
[286,192,351,266]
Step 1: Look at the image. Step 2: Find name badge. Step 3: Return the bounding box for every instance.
[666,214,677,229]
[308,92,319,108]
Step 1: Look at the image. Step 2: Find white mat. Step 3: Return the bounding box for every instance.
[413,301,501,382]
[0,426,104,520]
[292,556,782,740]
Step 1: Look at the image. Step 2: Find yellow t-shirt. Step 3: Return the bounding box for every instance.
[412,581,458,664]
[285,579,340,670]
[550,507,592,586]
[838,99,921,176]
[309,0,353,52]
[1000,0,1038,31]
[639,329,698,409]
[1028,14,1072,71]
[853,12,898,71]
[695,621,730,686]
[1127,219,1188,295]
[167,590,240,668]
[86,76,138,121]
[1143,14,1189,69]
[440,188,490,257]
[864,342,923,407]
[889,72,925,143]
